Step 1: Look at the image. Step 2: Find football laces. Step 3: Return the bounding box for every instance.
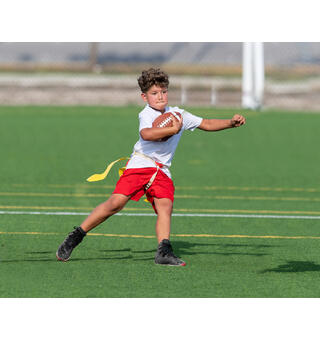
[171,111,181,121]
[159,117,172,127]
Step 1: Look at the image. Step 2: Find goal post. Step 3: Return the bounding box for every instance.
[242,42,264,110]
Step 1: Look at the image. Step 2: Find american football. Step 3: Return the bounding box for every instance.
[152,111,182,128]
[152,111,182,141]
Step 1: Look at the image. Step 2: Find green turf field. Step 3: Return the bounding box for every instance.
[1,106,320,297]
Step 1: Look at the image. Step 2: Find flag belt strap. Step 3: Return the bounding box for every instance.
[133,152,168,190]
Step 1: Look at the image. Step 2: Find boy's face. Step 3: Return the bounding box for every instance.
[141,84,168,113]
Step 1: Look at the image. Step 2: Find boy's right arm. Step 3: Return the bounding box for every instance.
[140,115,183,141]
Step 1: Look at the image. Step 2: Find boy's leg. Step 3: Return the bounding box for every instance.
[153,198,186,266]
[56,194,130,261]
[80,193,130,232]
[153,197,173,243]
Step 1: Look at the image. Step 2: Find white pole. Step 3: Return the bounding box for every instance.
[242,42,254,109]
[253,42,264,109]
[242,42,265,110]
[181,83,187,105]
[211,84,217,106]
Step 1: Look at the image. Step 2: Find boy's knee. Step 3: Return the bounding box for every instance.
[103,194,128,214]
[109,199,125,213]
[155,198,173,215]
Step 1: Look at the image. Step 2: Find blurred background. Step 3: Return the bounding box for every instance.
[1,42,320,110]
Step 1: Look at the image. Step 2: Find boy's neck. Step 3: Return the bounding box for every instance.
[148,104,167,114]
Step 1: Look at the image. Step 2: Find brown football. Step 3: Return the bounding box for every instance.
[152,111,182,142]
[152,111,182,128]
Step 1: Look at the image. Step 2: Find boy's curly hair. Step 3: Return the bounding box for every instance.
[138,68,169,93]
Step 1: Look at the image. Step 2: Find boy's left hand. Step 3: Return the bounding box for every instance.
[231,114,246,127]
[171,113,183,134]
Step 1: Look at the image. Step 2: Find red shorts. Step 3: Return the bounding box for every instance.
[113,167,175,212]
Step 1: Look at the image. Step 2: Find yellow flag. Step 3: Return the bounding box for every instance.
[87,157,129,182]
[118,167,126,177]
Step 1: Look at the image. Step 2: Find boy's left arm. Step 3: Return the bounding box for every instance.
[197,114,246,131]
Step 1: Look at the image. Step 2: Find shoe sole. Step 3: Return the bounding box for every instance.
[56,251,70,262]
[155,262,186,267]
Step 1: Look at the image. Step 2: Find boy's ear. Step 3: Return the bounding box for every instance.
[141,92,147,102]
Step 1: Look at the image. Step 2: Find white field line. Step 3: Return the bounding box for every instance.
[1,210,320,220]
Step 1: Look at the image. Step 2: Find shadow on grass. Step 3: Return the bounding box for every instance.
[25,251,53,255]
[132,257,154,262]
[131,240,273,262]
[223,243,279,249]
[132,249,157,254]
[172,240,270,257]
[3,240,273,264]
[98,248,156,261]
[72,256,132,262]
[99,248,158,254]
[0,255,132,263]
[261,261,320,273]
[98,248,131,253]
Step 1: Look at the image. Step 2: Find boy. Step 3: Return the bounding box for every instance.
[56,68,246,266]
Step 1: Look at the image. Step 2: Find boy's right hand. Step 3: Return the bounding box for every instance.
[171,114,183,134]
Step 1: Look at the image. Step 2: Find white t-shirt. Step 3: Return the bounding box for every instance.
[126,104,203,178]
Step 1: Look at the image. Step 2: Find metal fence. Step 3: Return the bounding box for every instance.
[1,42,320,110]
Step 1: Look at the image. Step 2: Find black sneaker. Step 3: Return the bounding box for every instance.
[154,239,186,266]
[56,226,86,262]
